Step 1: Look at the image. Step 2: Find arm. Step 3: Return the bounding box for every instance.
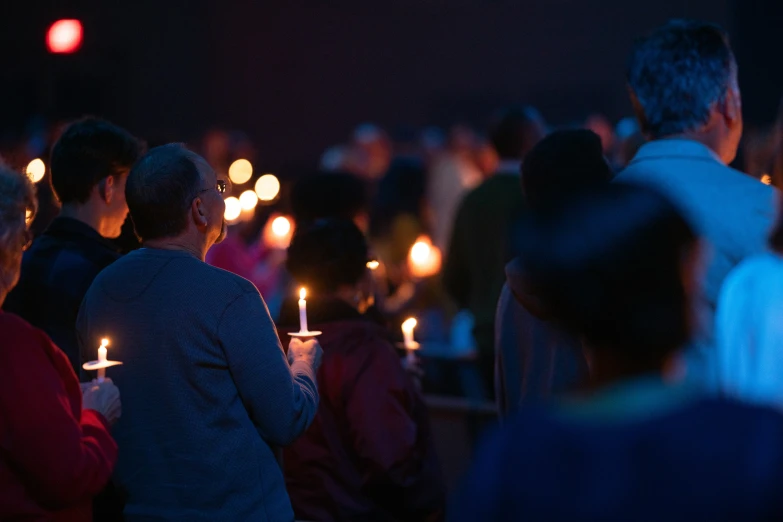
[344,340,445,518]
[0,327,117,509]
[218,289,319,446]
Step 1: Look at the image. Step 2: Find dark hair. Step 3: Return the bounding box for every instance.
[125,144,204,242]
[50,117,143,204]
[290,171,368,227]
[627,19,735,139]
[521,129,614,211]
[490,106,546,160]
[286,218,369,294]
[517,184,697,366]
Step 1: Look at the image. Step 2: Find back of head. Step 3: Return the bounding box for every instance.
[490,106,547,161]
[286,218,369,295]
[521,129,614,211]
[290,171,368,227]
[51,117,143,204]
[126,144,203,242]
[0,165,37,294]
[627,19,735,139]
[517,184,697,367]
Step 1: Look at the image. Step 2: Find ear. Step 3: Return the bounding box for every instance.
[626,87,649,138]
[721,87,742,127]
[190,197,208,230]
[99,176,115,204]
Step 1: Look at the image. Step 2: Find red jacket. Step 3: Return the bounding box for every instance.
[279,298,445,522]
[0,311,117,521]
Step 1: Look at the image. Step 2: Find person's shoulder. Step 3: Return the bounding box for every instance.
[694,397,783,432]
[0,313,49,355]
[722,253,782,295]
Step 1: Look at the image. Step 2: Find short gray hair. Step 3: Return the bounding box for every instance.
[627,20,735,139]
[0,165,37,291]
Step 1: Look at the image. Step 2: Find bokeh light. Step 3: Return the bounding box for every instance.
[366,260,380,270]
[408,235,442,278]
[272,216,291,237]
[239,189,258,211]
[224,196,242,221]
[47,20,83,54]
[228,159,253,185]
[26,158,46,183]
[255,174,281,202]
[263,214,294,249]
[761,174,772,185]
[410,239,431,265]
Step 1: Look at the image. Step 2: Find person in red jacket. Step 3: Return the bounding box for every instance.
[279,218,445,522]
[0,165,121,521]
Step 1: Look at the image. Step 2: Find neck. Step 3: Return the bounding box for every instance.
[143,236,208,261]
[664,128,731,164]
[59,204,105,236]
[585,347,668,393]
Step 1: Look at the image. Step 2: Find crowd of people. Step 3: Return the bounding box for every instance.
[2,17,783,522]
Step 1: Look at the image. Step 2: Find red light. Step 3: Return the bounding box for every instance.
[47,20,83,54]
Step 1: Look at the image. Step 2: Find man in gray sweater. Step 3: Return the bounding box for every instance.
[77,144,321,521]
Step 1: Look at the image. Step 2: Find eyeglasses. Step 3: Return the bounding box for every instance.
[196,180,228,197]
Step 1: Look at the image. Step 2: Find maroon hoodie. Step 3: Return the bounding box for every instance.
[278,298,445,522]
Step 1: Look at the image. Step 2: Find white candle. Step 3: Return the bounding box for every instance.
[298,288,309,333]
[97,338,109,383]
[401,318,418,362]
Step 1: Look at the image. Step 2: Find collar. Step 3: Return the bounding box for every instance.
[628,138,724,166]
[555,374,704,422]
[44,217,121,253]
[495,160,522,176]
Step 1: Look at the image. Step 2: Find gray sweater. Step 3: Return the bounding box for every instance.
[77,248,318,522]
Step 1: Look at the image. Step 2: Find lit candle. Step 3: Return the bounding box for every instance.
[82,337,122,382]
[298,287,309,333]
[401,317,418,363]
[97,338,109,382]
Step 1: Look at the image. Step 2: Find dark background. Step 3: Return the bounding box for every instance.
[1,0,781,176]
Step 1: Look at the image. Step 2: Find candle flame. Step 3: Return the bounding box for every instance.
[100,338,109,347]
[299,287,307,300]
[366,260,380,270]
[402,317,417,333]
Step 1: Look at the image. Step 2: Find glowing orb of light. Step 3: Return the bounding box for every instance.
[228,159,253,185]
[224,197,242,221]
[239,190,258,211]
[366,260,380,270]
[26,158,46,183]
[255,174,280,201]
[47,19,83,54]
[408,235,442,278]
[272,216,291,237]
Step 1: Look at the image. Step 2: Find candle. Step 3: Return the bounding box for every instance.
[401,317,418,363]
[97,338,109,382]
[298,287,309,333]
